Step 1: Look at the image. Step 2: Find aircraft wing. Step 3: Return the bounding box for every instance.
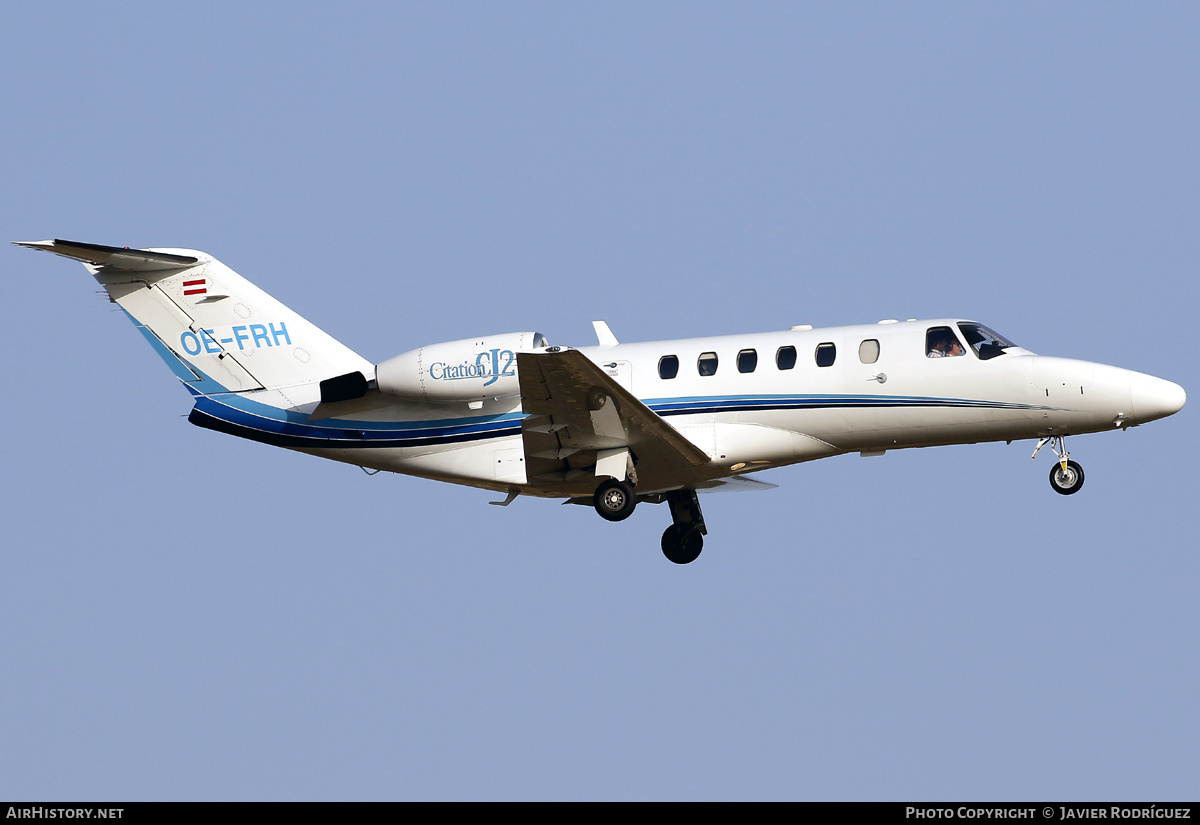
[517,349,711,492]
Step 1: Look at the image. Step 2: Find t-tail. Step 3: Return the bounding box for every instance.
[16,239,373,434]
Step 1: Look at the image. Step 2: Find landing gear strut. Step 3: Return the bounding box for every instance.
[593,478,637,521]
[1033,435,1085,496]
[661,489,706,564]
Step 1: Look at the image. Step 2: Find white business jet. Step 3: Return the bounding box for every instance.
[17,240,1186,564]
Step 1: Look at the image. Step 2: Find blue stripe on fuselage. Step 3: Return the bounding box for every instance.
[191,394,524,448]
[644,394,1047,417]
[192,392,1052,451]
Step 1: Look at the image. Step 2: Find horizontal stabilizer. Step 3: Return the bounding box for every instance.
[13,239,198,271]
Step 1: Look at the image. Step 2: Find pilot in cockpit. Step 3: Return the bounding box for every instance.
[926,328,964,358]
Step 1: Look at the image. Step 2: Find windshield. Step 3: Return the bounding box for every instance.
[957,322,1017,360]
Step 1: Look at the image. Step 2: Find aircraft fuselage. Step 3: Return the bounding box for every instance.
[304,319,1184,498]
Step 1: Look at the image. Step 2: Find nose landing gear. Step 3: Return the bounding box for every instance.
[1033,435,1085,495]
[1049,460,1085,495]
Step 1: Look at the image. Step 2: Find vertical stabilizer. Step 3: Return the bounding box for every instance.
[16,240,373,400]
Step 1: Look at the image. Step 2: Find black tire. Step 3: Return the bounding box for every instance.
[594,478,637,521]
[1049,460,1085,495]
[661,523,703,564]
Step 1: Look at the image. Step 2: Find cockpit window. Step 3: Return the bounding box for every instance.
[957,323,1017,361]
[926,326,965,358]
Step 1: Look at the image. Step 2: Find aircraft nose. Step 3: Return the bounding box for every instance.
[1130,372,1186,423]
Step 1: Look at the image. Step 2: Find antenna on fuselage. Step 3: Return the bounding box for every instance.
[592,320,619,348]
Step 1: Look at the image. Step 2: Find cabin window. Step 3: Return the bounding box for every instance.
[658,355,679,379]
[737,349,758,373]
[926,326,965,358]
[776,346,797,370]
[815,343,836,367]
[859,339,880,364]
[697,352,718,376]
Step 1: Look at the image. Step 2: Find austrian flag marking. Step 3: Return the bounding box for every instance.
[183,278,207,296]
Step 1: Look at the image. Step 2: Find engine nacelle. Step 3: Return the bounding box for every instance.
[375,331,549,403]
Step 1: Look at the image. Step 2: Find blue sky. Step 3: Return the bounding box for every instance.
[2,2,1196,800]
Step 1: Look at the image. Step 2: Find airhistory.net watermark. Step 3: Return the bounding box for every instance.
[6,809,123,819]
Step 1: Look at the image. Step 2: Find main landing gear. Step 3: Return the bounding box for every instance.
[593,478,637,521]
[661,489,706,565]
[590,479,708,564]
[1032,435,1085,496]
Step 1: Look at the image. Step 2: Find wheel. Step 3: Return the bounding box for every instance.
[1049,460,1085,495]
[594,478,637,521]
[661,523,703,564]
